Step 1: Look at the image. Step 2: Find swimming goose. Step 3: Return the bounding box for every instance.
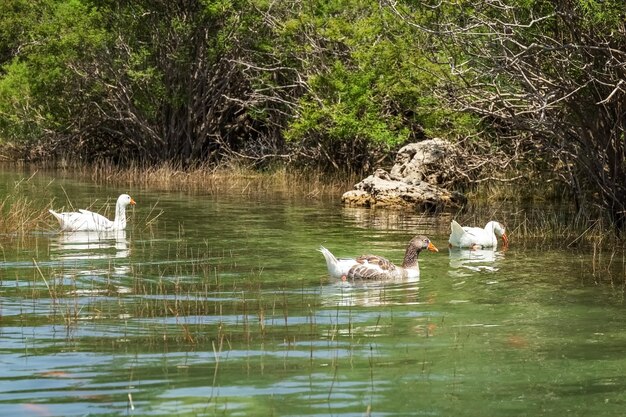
[319,235,438,280]
[49,194,136,232]
[448,220,508,249]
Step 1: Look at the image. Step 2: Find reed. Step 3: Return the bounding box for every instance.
[68,161,358,198]
[453,196,622,247]
[0,176,52,236]
[451,197,626,283]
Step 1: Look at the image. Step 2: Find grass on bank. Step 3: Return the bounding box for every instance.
[0,162,359,236]
[0,162,624,247]
[462,177,625,242]
[76,162,360,198]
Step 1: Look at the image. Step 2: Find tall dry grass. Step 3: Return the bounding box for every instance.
[0,173,52,236]
[73,162,358,198]
[461,175,624,241]
[3,160,623,257]
[453,194,626,284]
[454,197,623,246]
[0,161,357,236]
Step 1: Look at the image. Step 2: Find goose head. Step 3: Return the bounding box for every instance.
[491,221,509,247]
[415,236,439,253]
[402,235,439,267]
[117,194,136,207]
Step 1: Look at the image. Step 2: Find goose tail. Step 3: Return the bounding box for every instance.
[49,209,63,226]
[319,245,352,279]
[449,220,466,246]
[318,246,338,270]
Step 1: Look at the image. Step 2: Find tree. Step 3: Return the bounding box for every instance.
[265,0,477,172]
[0,0,107,148]
[0,0,481,171]
[387,0,626,230]
[63,0,259,164]
[0,0,290,164]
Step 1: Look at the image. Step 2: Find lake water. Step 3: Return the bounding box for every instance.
[1,169,625,416]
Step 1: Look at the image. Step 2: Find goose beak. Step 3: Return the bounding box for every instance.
[427,241,439,252]
[501,233,509,248]
[130,198,136,206]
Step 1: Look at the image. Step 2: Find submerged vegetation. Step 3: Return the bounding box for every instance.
[2,171,626,416]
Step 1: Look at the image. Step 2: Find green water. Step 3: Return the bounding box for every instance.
[1,170,625,416]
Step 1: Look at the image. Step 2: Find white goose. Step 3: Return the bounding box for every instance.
[49,194,136,232]
[319,235,438,281]
[448,220,509,249]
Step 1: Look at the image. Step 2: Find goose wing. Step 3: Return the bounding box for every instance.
[76,209,114,230]
[49,210,83,230]
[449,220,489,247]
[347,254,398,280]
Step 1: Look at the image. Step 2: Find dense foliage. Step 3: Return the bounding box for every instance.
[1,0,625,229]
[389,0,626,229]
[0,0,473,166]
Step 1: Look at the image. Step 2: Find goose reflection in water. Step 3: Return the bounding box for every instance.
[319,278,421,308]
[50,230,132,294]
[51,230,130,260]
[448,247,505,276]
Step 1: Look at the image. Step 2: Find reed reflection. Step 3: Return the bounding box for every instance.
[341,207,447,233]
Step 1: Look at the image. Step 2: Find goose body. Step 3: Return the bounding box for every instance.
[49,194,136,232]
[319,235,438,281]
[448,220,508,249]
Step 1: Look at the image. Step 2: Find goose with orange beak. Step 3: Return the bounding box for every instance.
[320,235,439,281]
[49,194,136,232]
[449,220,509,249]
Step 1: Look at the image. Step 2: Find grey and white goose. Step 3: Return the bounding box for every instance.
[319,235,438,280]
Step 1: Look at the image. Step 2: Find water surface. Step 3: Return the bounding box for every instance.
[0,170,625,416]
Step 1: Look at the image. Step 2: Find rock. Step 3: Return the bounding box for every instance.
[341,139,465,211]
[341,190,376,207]
[390,138,457,186]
